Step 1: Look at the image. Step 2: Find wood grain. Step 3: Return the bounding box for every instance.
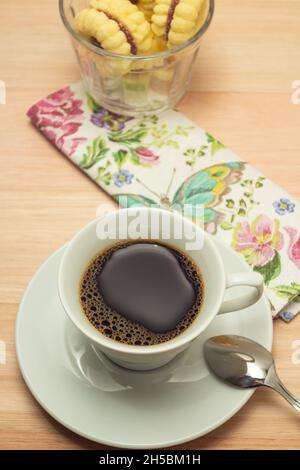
[0,0,300,450]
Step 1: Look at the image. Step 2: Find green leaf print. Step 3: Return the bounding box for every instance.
[109,128,148,145]
[184,145,208,168]
[226,199,235,208]
[206,133,225,156]
[113,150,128,170]
[243,179,253,185]
[129,151,140,165]
[273,282,300,300]
[79,136,109,170]
[175,125,194,137]
[220,221,233,230]
[86,94,99,113]
[165,140,180,149]
[96,162,112,186]
[254,251,281,285]
[237,208,246,216]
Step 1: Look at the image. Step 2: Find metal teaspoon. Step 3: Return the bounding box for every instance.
[204,335,300,412]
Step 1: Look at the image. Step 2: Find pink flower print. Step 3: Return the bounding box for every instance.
[231,215,284,267]
[27,87,86,156]
[135,148,160,166]
[284,227,300,269]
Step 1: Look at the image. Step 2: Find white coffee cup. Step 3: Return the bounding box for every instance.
[58,207,263,371]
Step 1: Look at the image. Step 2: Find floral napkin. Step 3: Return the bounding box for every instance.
[27,82,300,321]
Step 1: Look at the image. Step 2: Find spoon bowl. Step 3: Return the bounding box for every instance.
[204,335,300,412]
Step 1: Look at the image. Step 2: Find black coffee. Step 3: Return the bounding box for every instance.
[80,241,204,346]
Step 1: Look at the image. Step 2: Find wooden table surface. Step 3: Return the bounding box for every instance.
[0,0,300,450]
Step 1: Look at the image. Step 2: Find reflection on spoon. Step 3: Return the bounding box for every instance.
[204,335,300,413]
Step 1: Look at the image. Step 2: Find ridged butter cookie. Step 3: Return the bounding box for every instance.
[129,0,156,20]
[151,0,207,49]
[88,0,153,54]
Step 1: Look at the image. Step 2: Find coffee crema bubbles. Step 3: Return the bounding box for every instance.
[80,241,204,346]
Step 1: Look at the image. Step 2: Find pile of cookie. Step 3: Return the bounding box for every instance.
[75,0,208,56]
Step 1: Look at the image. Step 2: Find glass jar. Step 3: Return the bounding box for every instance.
[59,0,214,116]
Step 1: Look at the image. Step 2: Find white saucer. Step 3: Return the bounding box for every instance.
[16,240,272,449]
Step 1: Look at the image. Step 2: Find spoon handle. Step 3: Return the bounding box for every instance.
[265,365,300,413]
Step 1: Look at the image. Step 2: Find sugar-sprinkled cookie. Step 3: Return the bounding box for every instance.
[88,0,153,54]
[151,0,207,49]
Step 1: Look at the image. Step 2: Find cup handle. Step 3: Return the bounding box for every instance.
[218,272,264,315]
